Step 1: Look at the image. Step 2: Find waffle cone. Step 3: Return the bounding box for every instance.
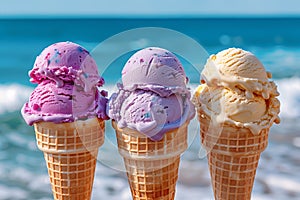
[112,120,189,200]
[198,110,269,200]
[34,118,105,200]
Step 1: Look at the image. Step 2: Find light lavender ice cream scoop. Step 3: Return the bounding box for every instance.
[122,47,188,91]
[108,47,195,141]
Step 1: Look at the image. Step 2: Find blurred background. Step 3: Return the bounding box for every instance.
[1,0,300,199]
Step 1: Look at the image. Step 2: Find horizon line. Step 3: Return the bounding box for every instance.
[1,13,300,19]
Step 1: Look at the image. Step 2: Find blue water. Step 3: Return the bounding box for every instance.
[1,18,300,200]
[1,18,300,85]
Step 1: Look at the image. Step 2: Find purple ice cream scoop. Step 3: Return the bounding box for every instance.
[22,42,108,125]
[29,41,102,92]
[108,47,195,141]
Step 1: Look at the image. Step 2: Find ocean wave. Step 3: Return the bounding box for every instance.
[253,47,300,79]
[1,77,300,119]
[276,77,300,118]
[0,84,33,115]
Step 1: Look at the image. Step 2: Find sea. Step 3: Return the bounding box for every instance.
[0,17,300,200]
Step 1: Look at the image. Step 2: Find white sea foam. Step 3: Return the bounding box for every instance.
[0,84,33,114]
[2,77,300,119]
[0,77,300,118]
[0,185,29,199]
[276,77,300,118]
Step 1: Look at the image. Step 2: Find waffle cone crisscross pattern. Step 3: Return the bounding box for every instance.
[34,118,105,200]
[112,121,189,200]
[199,111,269,200]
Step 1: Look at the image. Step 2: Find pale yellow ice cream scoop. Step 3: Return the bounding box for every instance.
[200,86,266,122]
[201,48,275,99]
[194,48,280,134]
[211,48,268,80]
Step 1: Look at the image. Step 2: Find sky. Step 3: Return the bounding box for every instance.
[1,0,300,17]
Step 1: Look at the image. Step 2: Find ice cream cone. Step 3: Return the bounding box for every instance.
[199,110,268,200]
[34,118,105,200]
[112,120,189,200]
